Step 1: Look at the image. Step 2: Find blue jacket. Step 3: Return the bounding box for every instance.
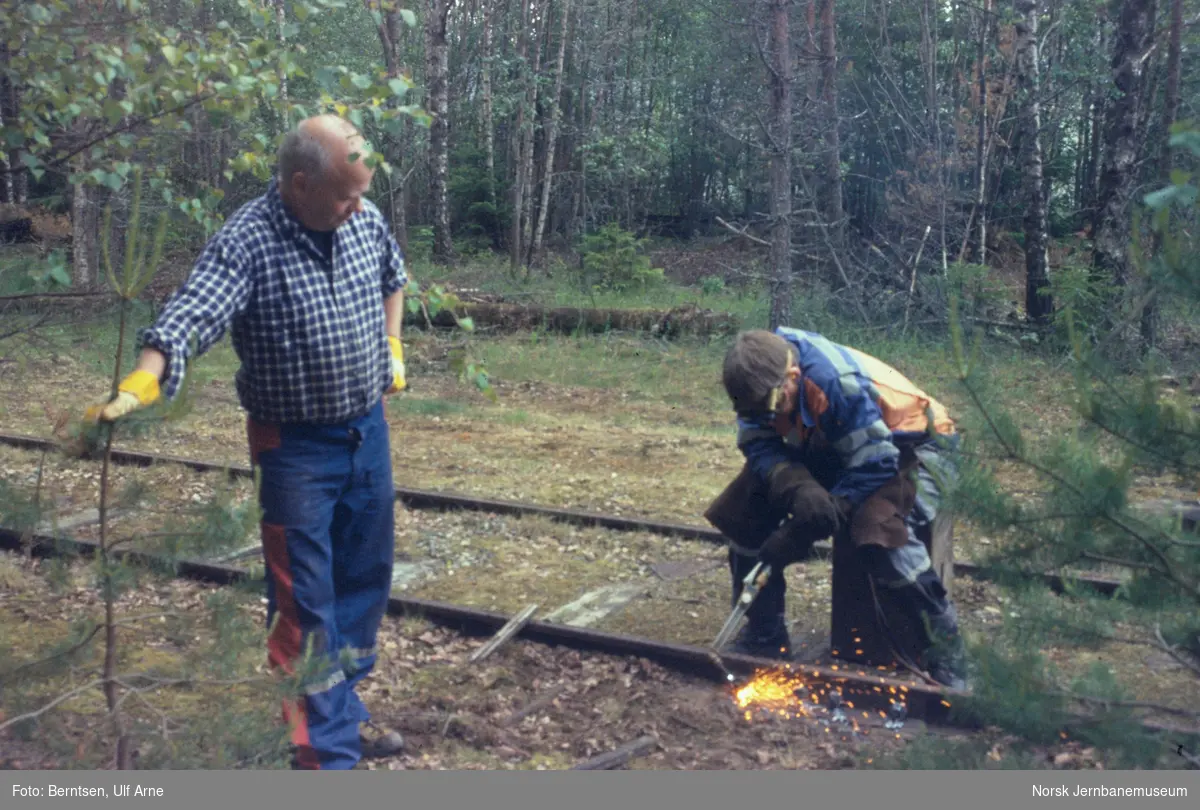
[736,328,956,506]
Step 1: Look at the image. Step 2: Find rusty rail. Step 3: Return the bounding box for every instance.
[0,523,962,726]
[0,430,1128,596]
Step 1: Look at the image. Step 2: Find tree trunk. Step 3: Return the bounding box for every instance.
[766,0,793,330]
[520,9,542,267]
[371,0,410,253]
[425,0,454,265]
[1015,0,1052,323]
[816,0,844,253]
[1092,0,1155,291]
[532,0,571,266]
[273,0,288,133]
[480,0,497,246]
[972,0,992,264]
[509,0,531,272]
[70,166,97,288]
[0,104,11,205]
[920,0,947,263]
[1142,0,1182,348]
[0,38,11,205]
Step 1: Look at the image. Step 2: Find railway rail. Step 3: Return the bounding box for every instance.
[0,523,961,728]
[6,431,1200,745]
[0,431,1132,596]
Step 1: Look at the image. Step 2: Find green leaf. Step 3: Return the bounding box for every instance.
[457,317,475,332]
[388,78,410,98]
[1168,129,1200,159]
[400,9,417,26]
[315,67,338,88]
[350,73,372,90]
[1143,187,1176,211]
[1144,184,1198,211]
[102,99,125,125]
[162,45,181,66]
[49,264,71,287]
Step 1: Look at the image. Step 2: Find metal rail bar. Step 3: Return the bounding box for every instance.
[0,524,961,726]
[0,430,1126,596]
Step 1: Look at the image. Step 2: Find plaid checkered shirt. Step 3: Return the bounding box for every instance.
[138,176,408,425]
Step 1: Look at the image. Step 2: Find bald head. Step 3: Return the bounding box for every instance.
[277,114,375,232]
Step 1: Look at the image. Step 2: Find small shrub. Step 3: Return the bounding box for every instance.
[700,275,726,295]
[579,223,665,293]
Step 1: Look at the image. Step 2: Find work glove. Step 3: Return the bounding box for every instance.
[84,369,161,423]
[764,462,841,541]
[386,336,407,394]
[757,514,826,567]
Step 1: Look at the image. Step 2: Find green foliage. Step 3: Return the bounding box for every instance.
[0,169,308,769]
[447,142,505,247]
[0,0,422,239]
[579,223,666,293]
[403,277,495,402]
[1046,263,1119,347]
[700,275,726,295]
[936,261,1012,320]
[939,125,1200,769]
[866,735,1044,770]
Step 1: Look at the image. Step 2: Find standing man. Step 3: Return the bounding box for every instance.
[86,115,410,769]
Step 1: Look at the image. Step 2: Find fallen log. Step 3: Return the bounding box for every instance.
[406,301,740,338]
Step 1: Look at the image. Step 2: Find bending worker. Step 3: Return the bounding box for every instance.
[707,327,968,690]
[86,114,410,769]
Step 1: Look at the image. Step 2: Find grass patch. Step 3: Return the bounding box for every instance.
[411,253,774,323]
[469,331,729,410]
[390,397,469,418]
[0,555,289,769]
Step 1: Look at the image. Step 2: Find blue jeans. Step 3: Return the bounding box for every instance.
[247,401,395,770]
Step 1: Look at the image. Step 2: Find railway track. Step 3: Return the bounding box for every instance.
[6,432,1200,746]
[0,430,1131,596]
[0,522,960,729]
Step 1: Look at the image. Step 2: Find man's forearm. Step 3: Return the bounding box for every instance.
[384,290,405,339]
[132,347,168,380]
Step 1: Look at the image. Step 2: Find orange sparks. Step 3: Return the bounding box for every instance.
[732,668,813,720]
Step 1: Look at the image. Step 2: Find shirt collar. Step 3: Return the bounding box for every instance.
[266,176,305,240]
[795,378,816,429]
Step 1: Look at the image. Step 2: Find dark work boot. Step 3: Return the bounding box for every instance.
[726,616,792,660]
[360,722,406,759]
[922,612,968,691]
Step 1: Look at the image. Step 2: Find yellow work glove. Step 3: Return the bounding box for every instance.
[84,369,161,423]
[386,336,407,394]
